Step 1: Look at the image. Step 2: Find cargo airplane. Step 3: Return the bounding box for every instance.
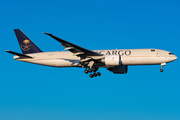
[6,29,177,78]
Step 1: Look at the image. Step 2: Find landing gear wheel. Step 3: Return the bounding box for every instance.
[97,72,101,76]
[160,63,166,73]
[88,69,92,73]
[89,74,93,78]
[92,67,96,72]
[84,69,88,74]
[93,73,97,77]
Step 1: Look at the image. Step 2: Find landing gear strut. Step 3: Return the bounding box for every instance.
[160,63,166,72]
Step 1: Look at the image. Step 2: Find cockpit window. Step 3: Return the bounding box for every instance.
[151,49,155,52]
[169,53,174,55]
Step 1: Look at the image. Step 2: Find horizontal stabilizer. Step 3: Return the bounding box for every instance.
[5,50,33,58]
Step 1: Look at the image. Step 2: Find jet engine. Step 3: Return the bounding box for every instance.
[107,65,128,74]
[102,55,121,66]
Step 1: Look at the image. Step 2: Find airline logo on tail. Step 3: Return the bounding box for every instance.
[21,39,31,51]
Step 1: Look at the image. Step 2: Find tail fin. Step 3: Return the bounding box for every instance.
[14,29,42,54]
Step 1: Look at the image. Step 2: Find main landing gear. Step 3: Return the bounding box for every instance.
[160,63,166,72]
[84,67,101,78]
[82,60,101,78]
[89,72,101,78]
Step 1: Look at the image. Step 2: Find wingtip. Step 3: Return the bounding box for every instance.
[5,50,10,52]
[43,32,52,35]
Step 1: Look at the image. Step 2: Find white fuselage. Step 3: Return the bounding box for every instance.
[14,49,177,68]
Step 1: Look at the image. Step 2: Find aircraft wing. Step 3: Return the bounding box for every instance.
[44,33,103,58]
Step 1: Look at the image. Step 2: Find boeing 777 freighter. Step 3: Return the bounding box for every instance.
[6,29,177,78]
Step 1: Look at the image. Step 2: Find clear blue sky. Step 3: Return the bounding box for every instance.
[0,0,180,120]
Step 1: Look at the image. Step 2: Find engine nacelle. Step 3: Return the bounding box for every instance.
[104,55,121,66]
[107,65,128,74]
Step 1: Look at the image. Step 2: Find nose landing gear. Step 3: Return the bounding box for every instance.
[160,63,166,72]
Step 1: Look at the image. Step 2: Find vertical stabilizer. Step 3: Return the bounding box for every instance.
[14,29,42,54]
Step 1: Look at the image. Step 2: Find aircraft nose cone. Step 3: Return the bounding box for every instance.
[175,55,177,60]
[172,55,178,61]
[168,55,177,62]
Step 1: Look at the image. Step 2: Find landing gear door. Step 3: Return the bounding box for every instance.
[157,51,161,57]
